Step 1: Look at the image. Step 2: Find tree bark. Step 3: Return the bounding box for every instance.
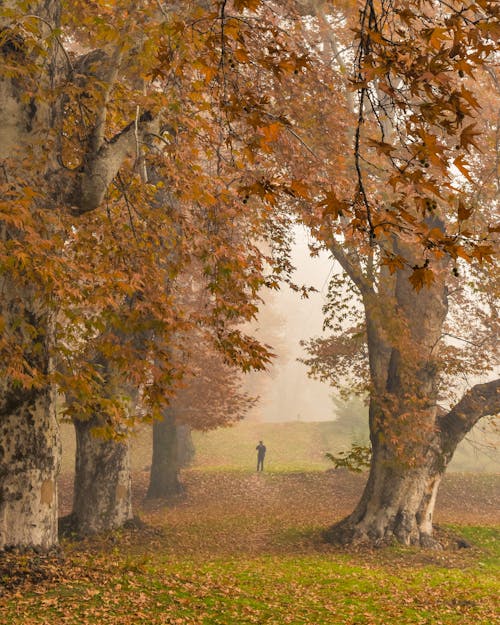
[0,274,60,550]
[438,379,500,468]
[325,378,499,547]
[69,415,133,535]
[324,233,498,547]
[325,432,445,547]
[1,1,154,547]
[147,408,184,499]
[0,384,60,550]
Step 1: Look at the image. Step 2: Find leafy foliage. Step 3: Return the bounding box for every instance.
[326,443,372,473]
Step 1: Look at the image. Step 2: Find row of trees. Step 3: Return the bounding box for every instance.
[0,0,286,548]
[0,0,498,550]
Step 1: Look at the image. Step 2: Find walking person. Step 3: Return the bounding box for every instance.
[256,440,266,471]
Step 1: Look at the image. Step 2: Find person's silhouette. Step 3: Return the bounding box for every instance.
[256,440,266,471]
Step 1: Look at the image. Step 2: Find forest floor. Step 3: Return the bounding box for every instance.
[1,470,499,625]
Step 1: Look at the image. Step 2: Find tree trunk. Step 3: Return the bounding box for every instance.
[325,222,500,546]
[326,225,457,547]
[147,409,184,499]
[0,385,60,550]
[177,424,195,468]
[0,1,63,551]
[70,416,133,535]
[325,432,446,547]
[325,378,500,547]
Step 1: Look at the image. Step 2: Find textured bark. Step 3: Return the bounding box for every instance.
[326,222,499,547]
[68,110,159,214]
[0,274,60,550]
[70,416,133,535]
[326,231,498,546]
[0,1,61,550]
[325,435,445,547]
[147,409,184,499]
[0,385,60,550]
[326,377,499,547]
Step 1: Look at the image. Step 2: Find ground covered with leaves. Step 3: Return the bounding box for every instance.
[1,470,499,624]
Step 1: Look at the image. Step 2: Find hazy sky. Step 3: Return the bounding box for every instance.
[250,226,340,422]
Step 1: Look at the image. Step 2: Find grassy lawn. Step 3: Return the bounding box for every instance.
[2,545,498,625]
[59,417,500,475]
[0,527,498,625]
[1,470,499,624]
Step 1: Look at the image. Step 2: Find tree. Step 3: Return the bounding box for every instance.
[2,0,496,552]
[71,413,133,535]
[0,0,181,546]
[298,1,500,546]
[147,338,255,499]
[0,0,315,548]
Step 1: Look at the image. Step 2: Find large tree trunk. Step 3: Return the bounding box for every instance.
[326,223,500,546]
[70,416,133,535]
[325,423,446,546]
[0,385,60,550]
[147,409,184,499]
[327,228,454,546]
[1,1,158,547]
[326,379,500,546]
[0,2,62,551]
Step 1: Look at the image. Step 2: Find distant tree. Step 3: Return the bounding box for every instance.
[147,330,256,499]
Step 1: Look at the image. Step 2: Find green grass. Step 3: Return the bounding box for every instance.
[59,417,500,475]
[2,531,499,625]
[2,467,499,624]
[30,420,499,625]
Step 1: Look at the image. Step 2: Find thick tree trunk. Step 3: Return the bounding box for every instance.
[325,433,446,547]
[326,378,499,546]
[0,270,60,551]
[1,1,157,545]
[326,224,458,547]
[0,385,60,550]
[70,416,133,535]
[0,1,63,551]
[324,239,498,548]
[147,409,184,499]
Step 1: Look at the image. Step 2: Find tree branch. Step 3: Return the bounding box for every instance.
[69,112,160,214]
[438,378,500,457]
[328,239,373,295]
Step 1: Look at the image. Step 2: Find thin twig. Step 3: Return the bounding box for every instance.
[23,14,74,75]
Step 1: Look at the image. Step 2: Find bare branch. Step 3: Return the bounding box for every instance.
[328,238,373,295]
[439,378,500,458]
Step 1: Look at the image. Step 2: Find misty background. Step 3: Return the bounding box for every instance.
[246,226,336,423]
[58,227,499,475]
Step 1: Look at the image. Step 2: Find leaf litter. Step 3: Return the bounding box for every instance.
[1,470,498,624]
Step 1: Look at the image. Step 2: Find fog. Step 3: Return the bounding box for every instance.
[248,227,339,422]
